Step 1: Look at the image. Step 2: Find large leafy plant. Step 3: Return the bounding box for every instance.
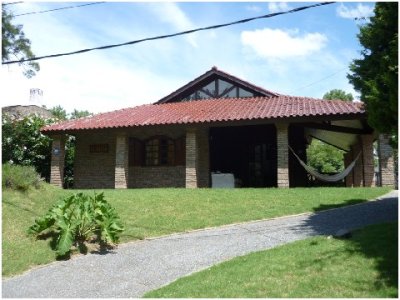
[28,192,124,257]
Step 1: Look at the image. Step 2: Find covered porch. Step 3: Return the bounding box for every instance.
[48,117,394,189]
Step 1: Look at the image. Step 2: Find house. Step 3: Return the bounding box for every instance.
[42,67,395,189]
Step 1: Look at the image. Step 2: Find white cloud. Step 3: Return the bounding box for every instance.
[147,2,197,47]
[268,2,291,13]
[336,3,374,20]
[241,28,328,60]
[246,5,262,13]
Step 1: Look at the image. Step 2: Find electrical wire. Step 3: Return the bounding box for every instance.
[13,2,105,17]
[2,1,335,65]
[290,67,348,93]
[2,1,23,6]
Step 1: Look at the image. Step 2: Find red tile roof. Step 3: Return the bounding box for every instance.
[42,96,365,133]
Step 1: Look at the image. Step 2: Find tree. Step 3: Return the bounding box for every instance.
[306,89,351,175]
[70,109,91,119]
[2,5,39,78]
[348,2,398,146]
[323,89,353,101]
[50,105,68,120]
[307,140,344,174]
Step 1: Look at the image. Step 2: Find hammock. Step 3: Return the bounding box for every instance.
[288,146,361,183]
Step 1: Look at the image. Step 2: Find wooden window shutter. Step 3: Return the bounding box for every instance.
[129,138,144,166]
[174,136,186,166]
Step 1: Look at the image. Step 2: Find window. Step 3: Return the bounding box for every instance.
[145,137,175,166]
[180,78,255,101]
[129,136,185,167]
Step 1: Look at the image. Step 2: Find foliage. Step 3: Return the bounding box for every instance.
[2,163,42,191]
[323,89,353,101]
[305,89,353,180]
[49,106,91,121]
[2,106,91,187]
[2,114,54,181]
[28,192,124,257]
[2,5,39,78]
[145,222,398,298]
[63,135,76,188]
[70,109,91,119]
[306,140,344,174]
[49,105,68,120]
[348,2,398,147]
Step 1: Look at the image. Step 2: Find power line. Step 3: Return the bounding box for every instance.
[290,67,348,93]
[2,1,23,6]
[3,2,335,65]
[14,2,105,17]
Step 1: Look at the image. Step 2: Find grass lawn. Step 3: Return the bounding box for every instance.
[2,185,391,277]
[145,222,398,298]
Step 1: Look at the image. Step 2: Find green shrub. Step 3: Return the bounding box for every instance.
[28,192,124,257]
[2,114,53,181]
[2,163,42,191]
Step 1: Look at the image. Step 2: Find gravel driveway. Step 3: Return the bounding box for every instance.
[2,190,397,298]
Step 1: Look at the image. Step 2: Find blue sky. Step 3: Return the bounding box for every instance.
[2,1,375,114]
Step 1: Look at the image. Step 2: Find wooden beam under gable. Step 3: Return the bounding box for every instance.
[300,122,373,135]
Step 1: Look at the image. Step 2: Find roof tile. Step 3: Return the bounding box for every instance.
[42,96,365,133]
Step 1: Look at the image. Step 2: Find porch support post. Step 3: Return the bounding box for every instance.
[50,135,66,188]
[377,134,396,187]
[344,150,354,187]
[361,134,375,187]
[186,128,198,188]
[115,133,129,189]
[276,123,289,188]
[352,142,363,187]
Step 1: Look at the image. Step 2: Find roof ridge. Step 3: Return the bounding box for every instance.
[155,66,280,104]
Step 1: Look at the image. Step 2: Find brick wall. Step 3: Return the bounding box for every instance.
[352,143,363,187]
[361,134,375,187]
[378,134,396,187]
[74,126,203,189]
[276,123,289,187]
[115,133,129,188]
[74,131,116,189]
[185,128,198,188]
[129,166,185,187]
[344,150,354,187]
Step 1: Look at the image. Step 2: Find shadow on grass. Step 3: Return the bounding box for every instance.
[300,196,398,297]
[2,199,39,216]
[312,199,367,212]
[344,222,398,296]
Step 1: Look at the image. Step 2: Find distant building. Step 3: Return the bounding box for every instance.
[2,105,53,120]
[2,88,53,119]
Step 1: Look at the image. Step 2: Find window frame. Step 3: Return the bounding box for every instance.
[145,136,175,167]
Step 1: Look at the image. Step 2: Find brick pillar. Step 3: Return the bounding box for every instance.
[352,143,363,187]
[276,123,289,188]
[344,150,354,187]
[115,133,129,189]
[197,128,210,188]
[50,135,66,187]
[377,134,396,187]
[361,134,375,187]
[186,128,198,188]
